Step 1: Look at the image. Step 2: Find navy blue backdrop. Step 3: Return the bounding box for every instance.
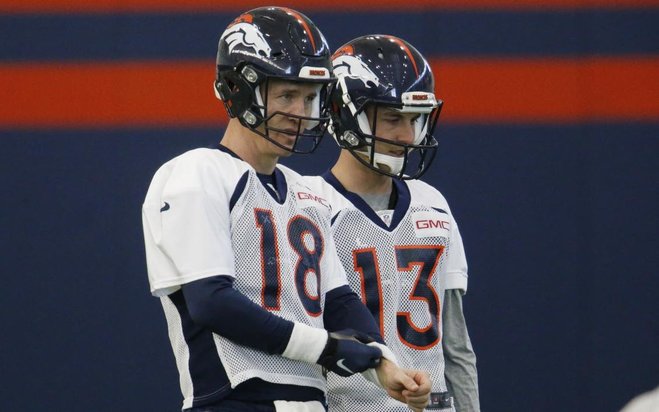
[2,123,657,411]
[1,3,658,411]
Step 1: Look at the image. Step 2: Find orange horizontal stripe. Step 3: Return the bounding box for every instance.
[1,57,658,128]
[1,0,658,13]
[0,61,227,128]
[432,56,659,123]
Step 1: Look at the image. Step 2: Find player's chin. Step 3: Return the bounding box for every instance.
[271,141,294,157]
[277,148,294,157]
[272,132,297,154]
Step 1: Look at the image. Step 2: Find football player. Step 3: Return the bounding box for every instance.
[304,35,480,411]
[142,9,430,412]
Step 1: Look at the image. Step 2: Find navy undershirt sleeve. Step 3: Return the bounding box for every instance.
[182,275,294,355]
[323,285,384,343]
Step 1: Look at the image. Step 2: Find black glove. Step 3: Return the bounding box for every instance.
[317,329,382,377]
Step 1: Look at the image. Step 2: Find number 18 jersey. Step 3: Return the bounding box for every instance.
[304,173,469,412]
[143,148,348,409]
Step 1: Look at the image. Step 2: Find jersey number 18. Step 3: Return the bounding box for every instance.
[255,209,324,317]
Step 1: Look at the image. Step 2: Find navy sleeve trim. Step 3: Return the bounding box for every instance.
[182,275,294,355]
[229,172,249,212]
[323,285,383,343]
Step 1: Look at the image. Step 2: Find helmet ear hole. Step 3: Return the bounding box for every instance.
[223,78,241,96]
[216,76,240,100]
[217,70,256,120]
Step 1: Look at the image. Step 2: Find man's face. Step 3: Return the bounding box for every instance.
[260,79,321,153]
[365,106,421,157]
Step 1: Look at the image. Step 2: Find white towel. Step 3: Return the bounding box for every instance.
[273,400,326,412]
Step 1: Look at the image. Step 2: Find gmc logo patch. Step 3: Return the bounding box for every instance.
[411,211,450,238]
[297,192,328,207]
[415,219,449,230]
[412,94,429,101]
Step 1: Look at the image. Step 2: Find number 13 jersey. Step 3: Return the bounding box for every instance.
[304,172,469,412]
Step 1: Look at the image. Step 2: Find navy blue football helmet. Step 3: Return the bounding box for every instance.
[329,35,442,179]
[214,7,334,153]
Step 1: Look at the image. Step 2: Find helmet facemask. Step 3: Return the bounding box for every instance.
[216,64,333,154]
[332,89,442,179]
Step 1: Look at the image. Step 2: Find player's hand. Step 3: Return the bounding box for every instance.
[316,329,382,377]
[401,369,432,411]
[376,359,431,412]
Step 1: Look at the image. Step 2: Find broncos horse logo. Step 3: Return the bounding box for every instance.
[221,22,272,57]
[332,55,380,88]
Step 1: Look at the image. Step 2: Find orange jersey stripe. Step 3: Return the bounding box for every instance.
[1,57,658,128]
[1,0,658,13]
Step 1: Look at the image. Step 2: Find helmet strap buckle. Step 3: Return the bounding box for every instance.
[343,131,360,147]
[242,111,258,125]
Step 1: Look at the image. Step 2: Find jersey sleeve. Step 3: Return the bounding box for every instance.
[442,289,480,410]
[445,212,469,292]
[143,152,236,296]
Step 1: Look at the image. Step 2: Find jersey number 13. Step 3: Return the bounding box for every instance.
[354,245,445,350]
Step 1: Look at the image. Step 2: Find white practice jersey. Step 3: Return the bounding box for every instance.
[304,173,468,412]
[142,148,348,409]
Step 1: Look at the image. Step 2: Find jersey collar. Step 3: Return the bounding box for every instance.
[218,144,288,204]
[321,171,411,232]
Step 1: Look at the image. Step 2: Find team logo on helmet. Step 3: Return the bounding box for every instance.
[221,22,272,57]
[332,55,380,88]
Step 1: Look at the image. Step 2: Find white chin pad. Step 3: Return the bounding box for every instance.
[358,150,404,175]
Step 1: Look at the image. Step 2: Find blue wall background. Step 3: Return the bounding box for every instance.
[1,3,658,411]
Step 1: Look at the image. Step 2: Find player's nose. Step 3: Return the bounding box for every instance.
[394,122,416,145]
[286,97,307,118]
